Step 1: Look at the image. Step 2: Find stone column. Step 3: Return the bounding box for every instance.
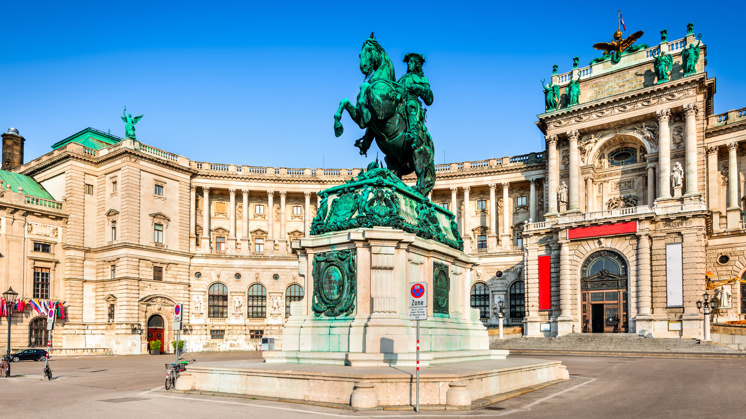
[450,187,458,230]
[647,165,656,206]
[463,186,471,251]
[201,186,210,250]
[568,130,580,212]
[190,186,196,250]
[228,187,237,253]
[501,183,511,249]
[242,190,250,254]
[635,233,653,335]
[684,103,699,196]
[546,135,559,215]
[304,192,311,236]
[267,190,274,253]
[707,147,721,231]
[585,178,593,212]
[488,184,498,249]
[557,240,573,335]
[656,109,672,200]
[529,179,537,222]
[278,191,287,255]
[726,142,740,230]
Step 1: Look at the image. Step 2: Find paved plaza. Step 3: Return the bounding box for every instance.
[1,352,743,418]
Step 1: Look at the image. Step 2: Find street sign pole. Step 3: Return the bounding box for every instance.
[408,282,426,414]
[416,319,420,413]
[173,304,183,365]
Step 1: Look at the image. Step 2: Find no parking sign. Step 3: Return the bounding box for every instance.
[408,282,427,320]
[46,308,55,331]
[173,304,183,331]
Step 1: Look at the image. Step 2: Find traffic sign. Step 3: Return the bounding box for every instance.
[173,304,183,331]
[408,282,427,320]
[46,308,56,331]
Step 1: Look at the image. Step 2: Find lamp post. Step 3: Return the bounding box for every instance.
[3,287,18,377]
[696,291,712,342]
[493,300,505,339]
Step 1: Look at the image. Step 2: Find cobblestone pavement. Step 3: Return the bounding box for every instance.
[1,352,744,418]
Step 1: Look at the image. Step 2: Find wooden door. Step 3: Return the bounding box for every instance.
[147,328,164,353]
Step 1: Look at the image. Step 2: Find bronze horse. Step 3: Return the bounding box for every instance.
[333,35,435,197]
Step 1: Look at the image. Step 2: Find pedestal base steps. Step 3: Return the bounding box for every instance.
[177,357,569,409]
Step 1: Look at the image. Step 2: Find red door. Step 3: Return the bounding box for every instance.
[147,328,164,354]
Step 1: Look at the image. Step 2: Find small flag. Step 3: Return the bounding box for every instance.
[619,11,626,31]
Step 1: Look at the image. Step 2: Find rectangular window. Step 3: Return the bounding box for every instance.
[33,242,51,253]
[441,202,449,211]
[293,205,302,216]
[154,223,163,244]
[210,330,225,339]
[517,196,527,207]
[111,179,117,194]
[153,266,163,281]
[154,184,164,196]
[477,199,487,211]
[110,265,116,279]
[255,238,264,253]
[108,304,115,322]
[477,235,487,250]
[216,236,226,253]
[255,204,264,215]
[516,235,523,248]
[33,267,50,299]
[84,184,94,195]
[249,329,264,339]
[111,221,117,241]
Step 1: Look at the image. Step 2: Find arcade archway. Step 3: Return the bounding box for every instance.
[581,250,629,333]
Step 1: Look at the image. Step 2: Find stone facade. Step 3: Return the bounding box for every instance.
[1,28,745,354]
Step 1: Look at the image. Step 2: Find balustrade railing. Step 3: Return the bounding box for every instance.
[24,195,62,210]
[138,142,178,161]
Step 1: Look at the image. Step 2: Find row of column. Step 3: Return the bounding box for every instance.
[545,103,700,214]
[190,187,314,251]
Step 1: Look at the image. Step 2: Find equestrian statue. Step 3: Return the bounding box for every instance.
[334,34,436,197]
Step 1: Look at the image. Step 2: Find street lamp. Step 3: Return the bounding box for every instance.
[493,300,505,339]
[3,287,18,376]
[696,291,712,342]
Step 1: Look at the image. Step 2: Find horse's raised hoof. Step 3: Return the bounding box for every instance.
[334,121,344,137]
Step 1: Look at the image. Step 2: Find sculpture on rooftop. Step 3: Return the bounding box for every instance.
[592,28,645,64]
[654,51,673,84]
[682,35,702,76]
[541,78,560,111]
[333,34,436,197]
[121,106,143,140]
[567,76,580,107]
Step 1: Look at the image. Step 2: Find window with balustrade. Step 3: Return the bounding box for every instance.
[208,283,228,318]
[247,284,267,318]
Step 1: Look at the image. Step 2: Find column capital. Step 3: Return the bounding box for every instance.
[646,163,656,171]
[450,186,458,193]
[463,186,470,193]
[304,191,312,198]
[267,190,274,197]
[242,189,249,197]
[279,191,287,198]
[706,145,719,155]
[656,108,671,122]
[683,102,698,116]
[545,134,558,146]
[229,187,236,195]
[202,186,210,192]
[728,141,739,152]
[502,182,510,190]
[566,130,579,141]
[489,183,496,191]
[190,185,196,192]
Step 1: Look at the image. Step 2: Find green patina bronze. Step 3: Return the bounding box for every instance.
[121,107,143,140]
[591,29,647,65]
[433,262,450,315]
[683,35,702,76]
[312,249,357,317]
[310,165,463,250]
[572,57,579,69]
[567,76,580,107]
[687,22,694,35]
[654,51,673,84]
[541,78,560,111]
[334,34,436,197]
[660,29,668,42]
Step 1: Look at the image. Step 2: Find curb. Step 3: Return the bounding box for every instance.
[506,349,746,359]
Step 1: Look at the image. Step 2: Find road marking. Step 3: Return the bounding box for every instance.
[490,377,597,417]
[148,394,354,417]
[140,385,165,395]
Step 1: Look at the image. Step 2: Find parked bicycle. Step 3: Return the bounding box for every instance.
[1,356,9,378]
[164,358,194,390]
[43,352,52,380]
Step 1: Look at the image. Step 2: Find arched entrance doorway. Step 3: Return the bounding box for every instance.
[581,250,629,333]
[147,315,165,354]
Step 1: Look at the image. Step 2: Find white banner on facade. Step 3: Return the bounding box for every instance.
[666,243,683,307]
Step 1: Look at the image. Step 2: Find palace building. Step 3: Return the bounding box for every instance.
[1,25,745,354]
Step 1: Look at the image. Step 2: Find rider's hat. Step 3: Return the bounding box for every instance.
[403,53,425,64]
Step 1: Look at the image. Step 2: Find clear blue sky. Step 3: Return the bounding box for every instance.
[1,1,743,169]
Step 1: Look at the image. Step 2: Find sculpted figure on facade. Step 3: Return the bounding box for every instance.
[193,295,203,314]
[671,162,684,188]
[233,296,243,313]
[682,35,702,76]
[567,76,580,106]
[121,106,143,139]
[654,51,673,84]
[558,181,568,205]
[541,78,560,111]
[715,285,732,308]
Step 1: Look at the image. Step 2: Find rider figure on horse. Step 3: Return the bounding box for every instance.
[397,53,433,149]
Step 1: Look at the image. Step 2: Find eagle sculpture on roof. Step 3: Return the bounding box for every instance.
[592,29,644,64]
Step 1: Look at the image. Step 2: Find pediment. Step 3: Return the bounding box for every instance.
[148,212,171,222]
[105,208,120,217]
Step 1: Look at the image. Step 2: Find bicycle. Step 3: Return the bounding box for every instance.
[43,364,53,380]
[164,358,194,390]
[0,356,9,378]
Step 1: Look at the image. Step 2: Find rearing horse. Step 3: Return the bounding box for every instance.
[334,35,436,197]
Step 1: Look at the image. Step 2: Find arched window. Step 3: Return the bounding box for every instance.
[470,282,490,323]
[148,315,164,328]
[208,283,228,318]
[509,281,525,319]
[247,284,267,318]
[285,284,304,318]
[29,317,48,347]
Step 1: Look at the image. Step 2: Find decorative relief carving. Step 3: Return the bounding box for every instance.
[671,125,684,149]
[606,194,638,209]
[27,222,60,238]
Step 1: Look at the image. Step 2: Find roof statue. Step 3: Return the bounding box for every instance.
[121,106,143,140]
[592,29,644,64]
[333,33,436,197]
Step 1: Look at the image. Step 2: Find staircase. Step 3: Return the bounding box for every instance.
[491,333,742,354]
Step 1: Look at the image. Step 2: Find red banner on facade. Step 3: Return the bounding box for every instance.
[538,255,551,310]
[567,221,637,240]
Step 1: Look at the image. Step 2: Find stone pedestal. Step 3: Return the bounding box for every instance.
[634,314,655,337]
[266,227,502,367]
[673,186,682,198]
[556,316,574,336]
[726,207,741,230]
